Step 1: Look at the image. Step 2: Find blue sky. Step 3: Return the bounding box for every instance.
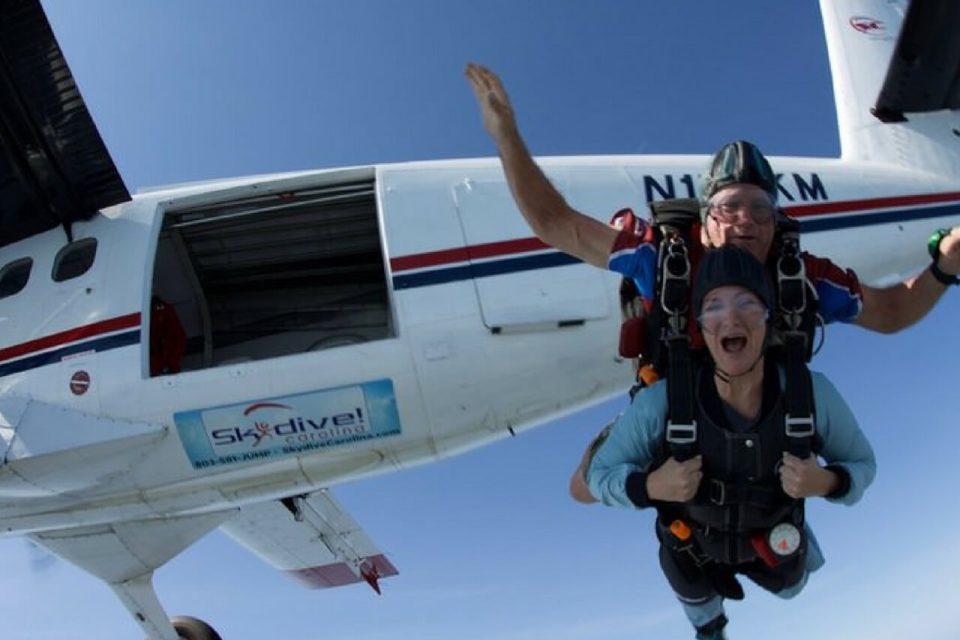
[1,1,958,638]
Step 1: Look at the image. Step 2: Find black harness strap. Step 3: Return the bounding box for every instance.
[661,232,697,461]
[776,231,816,458]
[655,212,821,588]
[652,203,818,463]
[782,336,815,457]
[705,478,782,508]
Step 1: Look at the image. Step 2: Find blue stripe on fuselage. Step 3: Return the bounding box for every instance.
[0,330,141,377]
[797,201,960,233]
[393,252,580,289]
[391,202,960,290]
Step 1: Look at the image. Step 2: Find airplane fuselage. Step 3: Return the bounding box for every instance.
[0,154,956,535]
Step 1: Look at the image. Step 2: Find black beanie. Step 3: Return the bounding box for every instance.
[693,245,773,316]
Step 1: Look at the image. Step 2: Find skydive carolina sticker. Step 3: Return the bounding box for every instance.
[174,379,401,470]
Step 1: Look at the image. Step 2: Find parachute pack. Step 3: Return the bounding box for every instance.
[614,198,821,460]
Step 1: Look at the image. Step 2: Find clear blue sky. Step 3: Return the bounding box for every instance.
[2,2,958,639]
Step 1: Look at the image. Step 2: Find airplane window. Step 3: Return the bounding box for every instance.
[52,238,98,282]
[0,257,32,299]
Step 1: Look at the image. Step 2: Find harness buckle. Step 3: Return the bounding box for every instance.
[666,420,697,445]
[708,479,726,506]
[785,414,815,438]
[777,238,807,316]
[659,236,690,318]
[679,543,712,568]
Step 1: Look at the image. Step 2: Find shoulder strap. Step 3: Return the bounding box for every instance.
[773,213,818,361]
[648,199,701,461]
[661,231,697,461]
[782,341,815,458]
[774,212,816,457]
[650,198,701,232]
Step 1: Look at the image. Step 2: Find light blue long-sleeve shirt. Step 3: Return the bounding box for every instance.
[587,369,876,509]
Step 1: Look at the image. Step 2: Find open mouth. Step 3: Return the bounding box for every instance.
[721,336,747,353]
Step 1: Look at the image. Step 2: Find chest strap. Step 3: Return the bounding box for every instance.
[704,478,782,508]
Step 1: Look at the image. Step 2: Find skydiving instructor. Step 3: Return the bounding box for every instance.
[463,63,960,332]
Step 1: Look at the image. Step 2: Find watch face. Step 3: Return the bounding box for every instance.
[768,523,801,556]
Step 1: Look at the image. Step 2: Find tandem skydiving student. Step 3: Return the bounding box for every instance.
[586,246,876,640]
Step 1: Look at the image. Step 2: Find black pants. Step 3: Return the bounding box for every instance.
[658,539,807,604]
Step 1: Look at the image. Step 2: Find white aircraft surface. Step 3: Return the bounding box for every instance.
[0,0,957,638]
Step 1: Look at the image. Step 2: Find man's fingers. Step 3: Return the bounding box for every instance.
[466,74,510,141]
[486,68,507,94]
[465,65,488,95]
[465,63,513,124]
[465,64,490,94]
[465,63,498,93]
[465,62,487,80]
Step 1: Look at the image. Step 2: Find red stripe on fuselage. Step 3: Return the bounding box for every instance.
[389,191,960,273]
[389,237,549,272]
[783,190,960,217]
[0,312,140,364]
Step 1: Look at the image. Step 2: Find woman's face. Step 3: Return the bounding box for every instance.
[698,285,768,376]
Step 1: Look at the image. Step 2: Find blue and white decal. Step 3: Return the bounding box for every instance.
[175,379,401,469]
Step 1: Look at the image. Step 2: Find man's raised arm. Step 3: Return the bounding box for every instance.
[465,63,617,269]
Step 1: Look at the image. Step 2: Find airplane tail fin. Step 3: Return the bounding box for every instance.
[819,0,960,178]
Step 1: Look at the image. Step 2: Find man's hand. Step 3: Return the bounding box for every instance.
[462,62,617,268]
[465,63,519,145]
[936,226,960,276]
[646,455,703,502]
[779,452,838,499]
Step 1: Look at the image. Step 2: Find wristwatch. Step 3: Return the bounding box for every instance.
[927,229,960,286]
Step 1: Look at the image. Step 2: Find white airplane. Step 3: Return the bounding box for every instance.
[0,0,957,638]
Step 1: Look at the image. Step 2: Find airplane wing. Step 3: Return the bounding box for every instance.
[30,512,234,584]
[0,394,166,496]
[873,0,960,121]
[28,512,236,639]
[219,490,398,594]
[0,0,129,248]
